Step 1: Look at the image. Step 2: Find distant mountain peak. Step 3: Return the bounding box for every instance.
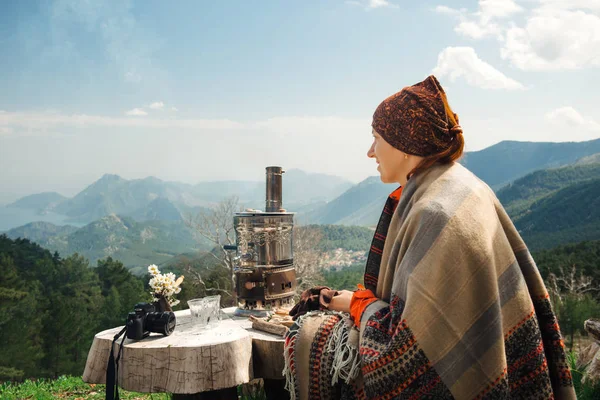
[142,176,163,183]
[100,173,124,181]
[7,192,68,210]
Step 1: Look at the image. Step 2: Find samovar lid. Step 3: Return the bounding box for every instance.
[235,209,296,217]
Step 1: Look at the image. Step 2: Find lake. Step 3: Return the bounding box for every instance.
[0,206,84,232]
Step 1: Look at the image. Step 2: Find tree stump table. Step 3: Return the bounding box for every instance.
[83,307,288,399]
[222,307,288,399]
[582,318,600,386]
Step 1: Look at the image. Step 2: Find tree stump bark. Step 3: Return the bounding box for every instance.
[582,318,600,386]
[83,310,253,394]
[223,308,287,381]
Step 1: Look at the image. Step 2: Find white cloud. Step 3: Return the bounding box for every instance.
[455,21,503,40]
[437,0,600,70]
[435,0,523,40]
[149,101,164,110]
[171,107,179,112]
[434,5,463,15]
[501,7,600,70]
[0,111,243,131]
[479,0,523,19]
[368,0,391,8]
[546,106,600,130]
[538,0,600,12]
[433,47,526,90]
[346,0,397,9]
[125,108,148,116]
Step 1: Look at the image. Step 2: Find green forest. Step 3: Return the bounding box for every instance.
[2,233,599,383]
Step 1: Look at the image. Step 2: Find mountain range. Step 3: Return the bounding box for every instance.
[302,139,600,226]
[6,169,354,226]
[4,215,205,275]
[9,138,600,227]
[4,138,600,269]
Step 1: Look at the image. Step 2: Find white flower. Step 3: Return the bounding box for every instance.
[148,264,160,276]
[147,264,183,307]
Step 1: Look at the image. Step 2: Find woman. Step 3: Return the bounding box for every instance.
[284,75,576,399]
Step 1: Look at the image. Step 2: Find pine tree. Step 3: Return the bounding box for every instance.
[96,257,146,326]
[0,253,44,380]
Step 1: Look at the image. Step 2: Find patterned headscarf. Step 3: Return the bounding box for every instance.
[371,75,463,157]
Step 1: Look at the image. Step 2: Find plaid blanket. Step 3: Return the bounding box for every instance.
[284,162,576,400]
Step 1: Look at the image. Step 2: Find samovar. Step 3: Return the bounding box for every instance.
[229,166,297,316]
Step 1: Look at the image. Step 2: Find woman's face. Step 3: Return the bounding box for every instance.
[367,128,420,185]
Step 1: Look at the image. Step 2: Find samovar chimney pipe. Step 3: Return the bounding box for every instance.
[265,166,284,212]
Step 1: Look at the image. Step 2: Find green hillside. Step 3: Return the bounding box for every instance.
[462,139,600,189]
[5,221,78,244]
[574,152,600,165]
[515,178,600,250]
[6,216,208,274]
[312,224,374,251]
[497,163,600,218]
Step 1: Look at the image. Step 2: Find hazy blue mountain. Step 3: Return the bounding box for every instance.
[8,170,354,227]
[300,176,396,225]
[7,192,68,212]
[5,215,209,275]
[462,138,600,189]
[128,197,183,222]
[282,169,354,207]
[6,221,78,244]
[52,174,194,223]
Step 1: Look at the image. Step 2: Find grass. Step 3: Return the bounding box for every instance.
[567,350,600,400]
[0,376,170,400]
[0,376,268,400]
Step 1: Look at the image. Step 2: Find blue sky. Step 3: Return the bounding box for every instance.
[1,0,599,202]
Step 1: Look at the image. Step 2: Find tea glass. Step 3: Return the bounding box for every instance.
[187,295,221,330]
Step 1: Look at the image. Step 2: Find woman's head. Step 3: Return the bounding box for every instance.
[368,75,464,185]
[367,129,423,185]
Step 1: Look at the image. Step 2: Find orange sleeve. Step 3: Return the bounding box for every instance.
[350,287,378,327]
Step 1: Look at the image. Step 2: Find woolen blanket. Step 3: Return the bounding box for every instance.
[284,162,576,400]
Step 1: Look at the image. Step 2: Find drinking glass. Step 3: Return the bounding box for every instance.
[187,295,221,330]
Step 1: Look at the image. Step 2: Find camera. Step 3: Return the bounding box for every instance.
[126,302,176,340]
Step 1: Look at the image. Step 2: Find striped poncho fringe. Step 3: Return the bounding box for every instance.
[284,311,362,400]
[284,162,576,400]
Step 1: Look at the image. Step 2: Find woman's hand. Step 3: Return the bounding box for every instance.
[328,290,354,313]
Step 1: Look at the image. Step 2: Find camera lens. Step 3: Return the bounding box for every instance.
[146,312,176,336]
